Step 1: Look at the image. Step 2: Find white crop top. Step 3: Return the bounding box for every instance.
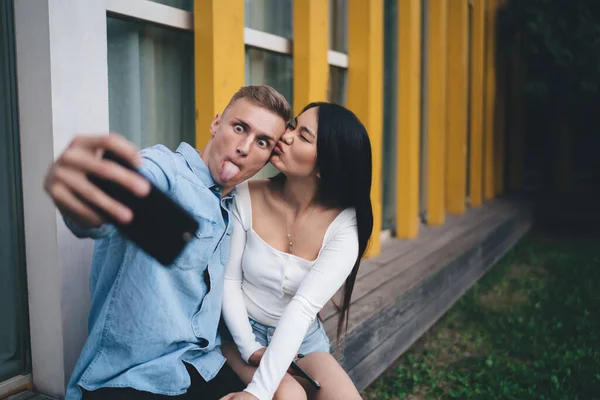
[222,181,359,400]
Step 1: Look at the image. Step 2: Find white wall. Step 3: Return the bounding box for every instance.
[14,0,109,396]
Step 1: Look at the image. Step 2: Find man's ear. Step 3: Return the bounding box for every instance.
[209,113,221,138]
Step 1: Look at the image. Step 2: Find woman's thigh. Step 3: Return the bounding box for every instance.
[296,352,362,400]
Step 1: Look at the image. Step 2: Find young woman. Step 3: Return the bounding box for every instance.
[221,102,373,400]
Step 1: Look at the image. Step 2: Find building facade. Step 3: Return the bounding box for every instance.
[0,0,517,397]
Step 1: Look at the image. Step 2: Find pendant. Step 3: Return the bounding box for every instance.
[287,234,293,253]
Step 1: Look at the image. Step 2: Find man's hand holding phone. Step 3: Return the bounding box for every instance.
[45,133,200,266]
[44,133,150,228]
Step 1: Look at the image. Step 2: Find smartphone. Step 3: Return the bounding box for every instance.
[88,150,199,266]
[291,357,321,390]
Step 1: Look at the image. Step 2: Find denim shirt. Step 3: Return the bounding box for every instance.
[65,143,235,399]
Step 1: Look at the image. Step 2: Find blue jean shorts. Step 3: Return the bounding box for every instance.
[248,317,331,356]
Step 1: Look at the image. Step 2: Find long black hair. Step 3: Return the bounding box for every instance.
[277,102,374,350]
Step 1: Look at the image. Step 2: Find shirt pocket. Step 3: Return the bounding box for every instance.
[172,214,217,270]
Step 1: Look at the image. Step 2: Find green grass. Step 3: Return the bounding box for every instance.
[362,234,600,400]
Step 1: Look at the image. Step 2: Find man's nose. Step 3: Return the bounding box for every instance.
[236,136,252,156]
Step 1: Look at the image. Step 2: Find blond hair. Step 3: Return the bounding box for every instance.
[225,85,292,123]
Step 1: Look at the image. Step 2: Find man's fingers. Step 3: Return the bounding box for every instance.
[69,133,143,168]
[54,166,134,224]
[50,183,105,227]
[60,146,150,197]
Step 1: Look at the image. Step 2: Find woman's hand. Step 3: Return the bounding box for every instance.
[249,347,301,376]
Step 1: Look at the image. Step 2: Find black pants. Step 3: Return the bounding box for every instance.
[82,363,245,400]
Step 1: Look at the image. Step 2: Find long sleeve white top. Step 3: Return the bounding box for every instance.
[222,181,359,400]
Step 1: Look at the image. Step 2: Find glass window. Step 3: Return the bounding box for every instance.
[107,17,195,151]
[0,0,31,383]
[329,0,348,53]
[328,66,347,105]
[245,0,293,39]
[382,0,399,230]
[149,0,192,12]
[245,47,293,178]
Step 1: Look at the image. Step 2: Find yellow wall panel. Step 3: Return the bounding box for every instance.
[445,0,469,215]
[347,0,383,256]
[484,0,497,200]
[396,0,421,238]
[469,0,486,207]
[293,0,329,115]
[194,0,245,148]
[426,0,448,225]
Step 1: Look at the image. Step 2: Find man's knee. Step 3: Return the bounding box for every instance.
[274,376,307,400]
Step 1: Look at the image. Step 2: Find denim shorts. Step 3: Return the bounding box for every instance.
[247,317,331,356]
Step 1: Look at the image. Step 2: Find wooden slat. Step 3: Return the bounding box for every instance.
[346,210,530,390]
[425,0,448,225]
[194,0,244,148]
[445,0,469,214]
[293,0,329,114]
[469,0,486,207]
[483,0,498,200]
[396,0,422,238]
[347,0,384,256]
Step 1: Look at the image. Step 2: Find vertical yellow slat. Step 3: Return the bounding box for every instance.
[194,0,245,148]
[347,0,383,256]
[445,0,469,215]
[293,0,329,115]
[469,0,486,207]
[483,0,497,200]
[396,0,421,238]
[426,0,448,225]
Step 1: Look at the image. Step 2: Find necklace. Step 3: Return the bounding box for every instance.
[281,193,316,253]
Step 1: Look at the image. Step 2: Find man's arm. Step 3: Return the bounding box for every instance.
[45,133,152,240]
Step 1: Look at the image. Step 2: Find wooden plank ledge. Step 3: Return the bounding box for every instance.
[323,198,532,391]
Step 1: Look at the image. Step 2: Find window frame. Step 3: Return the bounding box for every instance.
[105,0,349,67]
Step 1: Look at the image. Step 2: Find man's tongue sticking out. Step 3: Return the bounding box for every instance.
[220,160,240,183]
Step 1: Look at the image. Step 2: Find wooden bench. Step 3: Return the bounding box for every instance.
[321,198,532,391]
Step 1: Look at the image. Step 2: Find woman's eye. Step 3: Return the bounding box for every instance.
[301,136,310,142]
[257,139,268,148]
[234,124,244,133]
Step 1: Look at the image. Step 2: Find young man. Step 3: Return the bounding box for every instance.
[44,85,291,400]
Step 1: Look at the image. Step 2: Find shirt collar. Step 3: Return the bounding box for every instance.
[175,142,236,199]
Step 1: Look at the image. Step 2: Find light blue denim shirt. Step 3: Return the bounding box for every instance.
[65,143,235,399]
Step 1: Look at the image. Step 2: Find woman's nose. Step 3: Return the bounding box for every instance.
[281,131,294,145]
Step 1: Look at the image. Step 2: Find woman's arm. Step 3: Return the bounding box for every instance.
[243,217,359,400]
[222,203,265,363]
